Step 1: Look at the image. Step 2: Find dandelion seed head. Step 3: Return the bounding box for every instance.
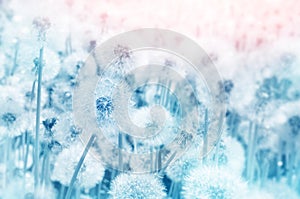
[38,109,58,141]
[42,117,57,131]
[0,96,28,137]
[32,17,51,42]
[20,81,48,110]
[62,51,86,76]
[218,80,234,102]
[38,110,76,147]
[2,112,16,124]
[96,96,114,121]
[166,156,199,182]
[128,106,178,149]
[109,173,166,199]
[16,45,60,81]
[48,81,74,111]
[51,142,105,189]
[182,166,248,199]
[49,112,74,146]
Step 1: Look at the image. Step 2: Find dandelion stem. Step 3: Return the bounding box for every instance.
[203,109,208,163]
[11,40,19,76]
[23,135,30,173]
[97,181,102,199]
[75,184,80,199]
[214,112,225,165]
[260,161,269,187]
[34,46,44,193]
[173,182,180,199]
[246,121,258,183]
[3,137,10,190]
[165,81,172,108]
[158,151,176,176]
[41,146,50,186]
[21,130,26,171]
[24,80,37,174]
[168,181,174,197]
[110,169,117,180]
[59,185,66,199]
[65,134,97,199]
[118,132,123,171]
[275,152,281,181]
[150,146,153,172]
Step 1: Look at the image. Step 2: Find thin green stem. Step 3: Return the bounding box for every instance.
[65,134,97,199]
[34,47,44,193]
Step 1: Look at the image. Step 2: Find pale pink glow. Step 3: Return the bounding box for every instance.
[9,0,300,51]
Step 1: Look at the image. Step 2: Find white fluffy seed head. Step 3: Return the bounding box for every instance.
[109,173,166,199]
[166,156,199,182]
[51,142,105,189]
[182,166,248,199]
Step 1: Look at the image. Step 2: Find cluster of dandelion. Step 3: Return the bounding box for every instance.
[0,1,300,199]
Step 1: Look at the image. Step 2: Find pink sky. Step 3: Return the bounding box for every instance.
[8,0,300,51]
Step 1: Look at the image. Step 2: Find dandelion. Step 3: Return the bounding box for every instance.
[182,166,248,199]
[96,96,114,122]
[166,156,199,183]
[34,109,59,144]
[217,80,234,103]
[62,50,87,76]
[51,112,81,147]
[15,44,61,82]
[109,173,166,199]
[22,80,48,111]
[0,96,28,138]
[225,110,242,137]
[165,155,199,198]
[128,106,178,149]
[44,79,75,112]
[38,109,77,147]
[51,142,105,189]
[32,17,51,42]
